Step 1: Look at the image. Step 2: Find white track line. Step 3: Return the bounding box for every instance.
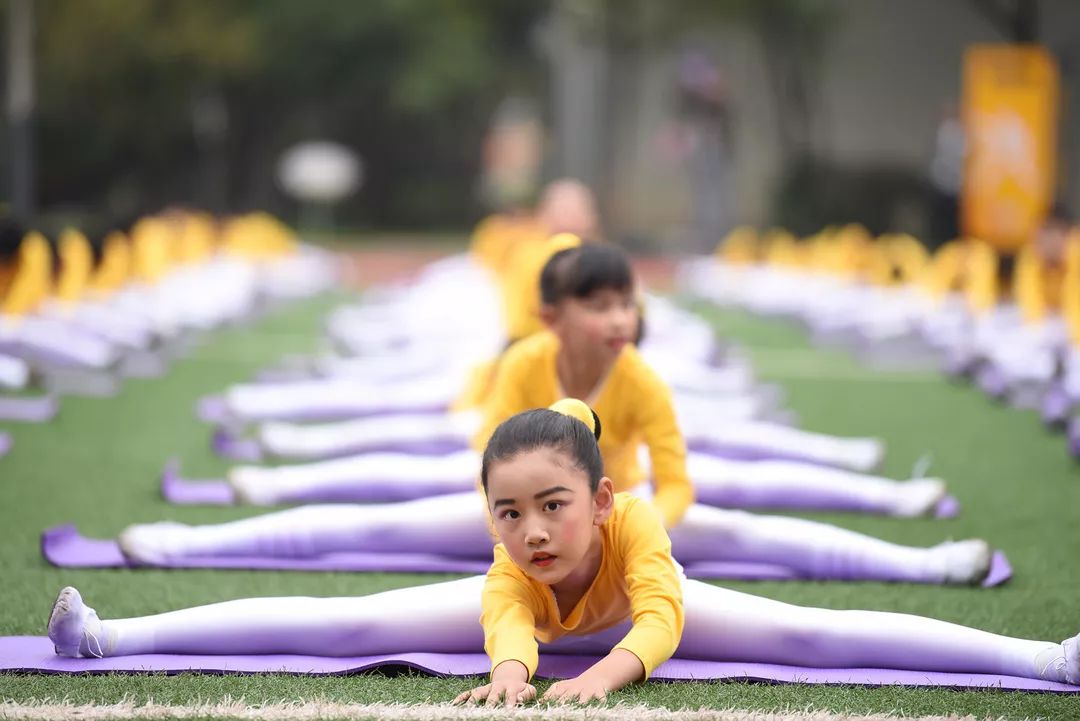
[0,699,981,721]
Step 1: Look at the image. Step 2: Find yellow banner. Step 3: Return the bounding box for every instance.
[961,44,1059,251]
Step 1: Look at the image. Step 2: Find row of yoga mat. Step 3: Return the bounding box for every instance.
[40,461,1001,583]
[8,284,1070,696]
[2,636,1076,692]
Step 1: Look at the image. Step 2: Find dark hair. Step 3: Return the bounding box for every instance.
[539,243,633,306]
[481,408,603,493]
[634,299,646,345]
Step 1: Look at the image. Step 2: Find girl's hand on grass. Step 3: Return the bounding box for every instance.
[541,674,608,705]
[453,680,536,707]
[542,648,641,704]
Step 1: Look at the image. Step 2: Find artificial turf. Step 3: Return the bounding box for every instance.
[1,287,1078,719]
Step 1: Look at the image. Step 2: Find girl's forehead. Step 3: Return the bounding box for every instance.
[487,448,589,492]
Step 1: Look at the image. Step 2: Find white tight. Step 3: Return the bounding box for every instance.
[681,421,882,472]
[97,575,1062,683]
[224,377,464,422]
[258,413,481,460]
[151,493,955,583]
[231,450,921,517]
[257,412,882,471]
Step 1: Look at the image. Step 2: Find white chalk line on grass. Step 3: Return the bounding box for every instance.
[0,699,985,721]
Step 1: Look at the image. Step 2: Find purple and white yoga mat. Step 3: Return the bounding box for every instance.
[40,525,1013,587]
[0,636,1074,692]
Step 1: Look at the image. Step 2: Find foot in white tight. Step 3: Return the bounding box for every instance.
[1033,639,1079,684]
[228,467,278,506]
[1065,634,1080,684]
[118,521,193,564]
[933,539,992,584]
[846,438,885,472]
[47,587,111,658]
[891,478,946,517]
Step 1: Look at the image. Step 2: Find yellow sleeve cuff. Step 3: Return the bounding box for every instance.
[488,641,539,680]
[613,623,678,680]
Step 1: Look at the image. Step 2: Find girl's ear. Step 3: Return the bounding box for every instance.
[539,302,558,329]
[592,477,616,526]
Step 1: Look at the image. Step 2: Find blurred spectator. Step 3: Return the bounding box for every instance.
[928,102,966,248]
[677,51,735,254]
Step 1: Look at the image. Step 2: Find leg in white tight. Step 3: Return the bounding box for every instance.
[123,495,984,584]
[119,492,492,563]
[104,576,488,657]
[230,450,480,505]
[677,579,1067,681]
[62,577,1073,683]
[686,455,944,517]
[225,375,460,423]
[258,412,478,460]
[669,505,974,583]
[684,421,883,472]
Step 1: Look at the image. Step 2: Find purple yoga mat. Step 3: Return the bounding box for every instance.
[1041,384,1071,427]
[40,525,1014,587]
[1,636,1074,692]
[0,395,59,423]
[161,458,962,520]
[197,395,234,425]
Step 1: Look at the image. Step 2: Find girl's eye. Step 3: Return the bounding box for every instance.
[500,509,520,521]
[544,501,562,512]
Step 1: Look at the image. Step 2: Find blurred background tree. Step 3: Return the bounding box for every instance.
[3,0,1077,245]
[5,0,543,232]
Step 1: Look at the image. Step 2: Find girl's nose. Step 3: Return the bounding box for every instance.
[525,525,549,546]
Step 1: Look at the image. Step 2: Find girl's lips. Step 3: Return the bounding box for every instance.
[531,554,557,568]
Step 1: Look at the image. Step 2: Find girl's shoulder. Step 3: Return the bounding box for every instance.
[503,330,559,363]
[609,347,674,405]
[605,494,667,547]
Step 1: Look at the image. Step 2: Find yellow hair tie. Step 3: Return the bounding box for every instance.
[547,232,583,253]
[548,398,601,441]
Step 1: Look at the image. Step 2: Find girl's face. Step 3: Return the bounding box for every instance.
[487,448,613,585]
[544,288,638,363]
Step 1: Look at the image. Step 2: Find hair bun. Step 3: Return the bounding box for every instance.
[548,398,602,441]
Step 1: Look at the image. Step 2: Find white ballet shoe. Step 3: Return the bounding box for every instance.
[891,478,947,517]
[47,587,108,658]
[118,521,192,564]
[935,539,992,585]
[846,438,886,472]
[1064,634,1080,685]
[228,467,278,506]
[258,423,305,454]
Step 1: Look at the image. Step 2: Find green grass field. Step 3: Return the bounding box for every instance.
[1,290,1078,719]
